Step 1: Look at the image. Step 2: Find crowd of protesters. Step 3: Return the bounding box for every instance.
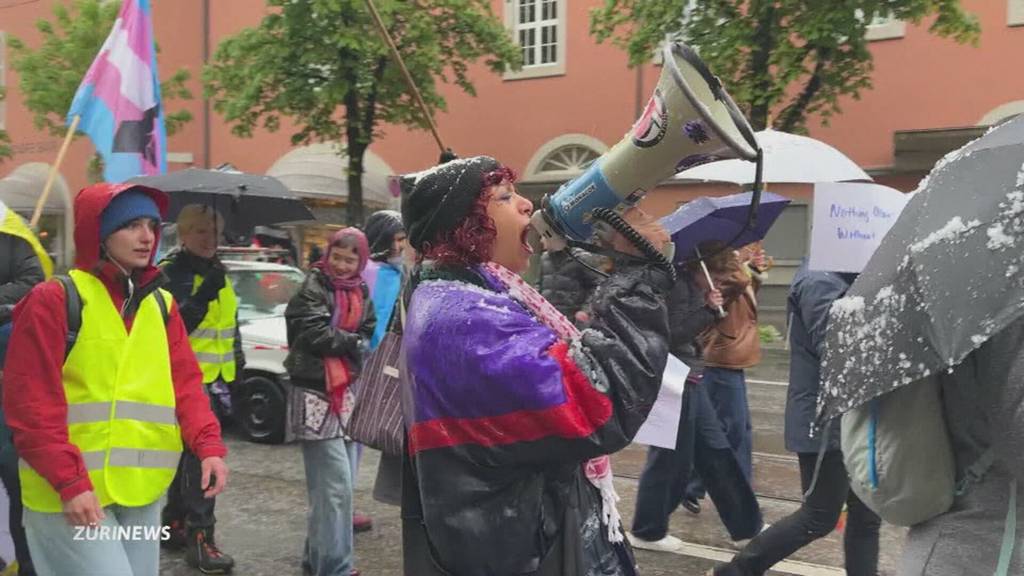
[0,151,1018,576]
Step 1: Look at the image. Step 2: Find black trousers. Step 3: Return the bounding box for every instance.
[717,450,881,576]
[162,387,217,532]
[631,381,762,542]
[0,437,35,575]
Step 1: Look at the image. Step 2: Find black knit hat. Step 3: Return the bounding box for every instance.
[401,155,501,250]
[364,210,404,259]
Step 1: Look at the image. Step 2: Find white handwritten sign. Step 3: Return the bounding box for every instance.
[809,182,910,273]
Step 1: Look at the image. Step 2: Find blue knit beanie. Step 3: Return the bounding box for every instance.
[100,189,162,240]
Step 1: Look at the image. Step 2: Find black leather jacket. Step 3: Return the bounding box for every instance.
[283,268,376,391]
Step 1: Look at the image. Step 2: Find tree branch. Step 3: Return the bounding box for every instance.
[778,47,830,133]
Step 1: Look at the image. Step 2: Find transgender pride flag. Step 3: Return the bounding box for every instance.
[67,0,166,183]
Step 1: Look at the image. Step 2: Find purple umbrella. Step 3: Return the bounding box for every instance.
[660,190,792,264]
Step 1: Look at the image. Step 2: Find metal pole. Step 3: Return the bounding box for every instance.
[362,0,446,154]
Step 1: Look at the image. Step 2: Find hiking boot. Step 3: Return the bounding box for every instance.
[161,520,187,551]
[185,527,235,574]
[353,513,373,533]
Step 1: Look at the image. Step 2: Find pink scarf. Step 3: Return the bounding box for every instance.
[319,228,369,416]
[481,262,624,543]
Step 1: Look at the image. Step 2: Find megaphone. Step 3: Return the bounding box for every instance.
[532,41,762,269]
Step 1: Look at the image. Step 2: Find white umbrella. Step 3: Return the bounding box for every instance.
[673,128,871,185]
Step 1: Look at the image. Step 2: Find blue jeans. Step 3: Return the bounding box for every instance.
[689,367,753,499]
[301,437,353,576]
[23,498,163,576]
[632,378,762,542]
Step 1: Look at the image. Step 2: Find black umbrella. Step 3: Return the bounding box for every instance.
[817,114,1024,423]
[127,168,314,232]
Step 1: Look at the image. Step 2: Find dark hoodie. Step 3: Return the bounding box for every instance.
[2,183,227,503]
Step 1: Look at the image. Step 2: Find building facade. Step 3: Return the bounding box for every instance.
[2,0,1022,308]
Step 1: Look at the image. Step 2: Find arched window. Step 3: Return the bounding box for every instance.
[523,134,607,182]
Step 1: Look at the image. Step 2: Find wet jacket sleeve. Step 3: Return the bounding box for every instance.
[796,274,848,359]
[167,301,228,460]
[284,274,362,358]
[0,236,45,319]
[667,276,716,349]
[713,259,751,304]
[977,319,1024,482]
[406,264,671,467]
[2,281,93,501]
[162,258,215,334]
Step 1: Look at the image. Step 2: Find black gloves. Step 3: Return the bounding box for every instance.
[194,267,227,302]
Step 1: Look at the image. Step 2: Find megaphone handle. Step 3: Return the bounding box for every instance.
[698,258,728,319]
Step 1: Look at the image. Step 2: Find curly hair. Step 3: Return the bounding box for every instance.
[420,166,518,267]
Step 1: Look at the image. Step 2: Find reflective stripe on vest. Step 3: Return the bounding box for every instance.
[20,448,180,472]
[18,270,182,513]
[189,275,238,384]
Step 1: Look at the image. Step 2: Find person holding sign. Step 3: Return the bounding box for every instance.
[630,264,763,553]
[710,261,881,576]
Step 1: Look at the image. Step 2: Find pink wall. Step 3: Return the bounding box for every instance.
[3,0,1022,198]
[809,0,1024,170]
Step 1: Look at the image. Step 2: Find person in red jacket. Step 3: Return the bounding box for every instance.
[2,183,229,576]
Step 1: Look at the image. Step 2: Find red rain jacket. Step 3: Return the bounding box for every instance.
[2,183,227,503]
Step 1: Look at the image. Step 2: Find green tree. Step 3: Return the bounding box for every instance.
[204,0,521,225]
[0,87,11,163]
[8,0,193,177]
[590,0,980,132]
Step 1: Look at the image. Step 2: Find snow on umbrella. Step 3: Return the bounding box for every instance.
[127,168,314,232]
[660,190,792,264]
[673,129,871,185]
[817,115,1024,424]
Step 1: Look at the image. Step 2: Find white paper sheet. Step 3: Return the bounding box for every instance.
[633,354,690,449]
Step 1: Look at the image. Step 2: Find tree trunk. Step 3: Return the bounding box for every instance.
[346,142,367,225]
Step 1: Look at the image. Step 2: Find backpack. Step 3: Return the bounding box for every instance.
[56,275,170,358]
[841,376,964,527]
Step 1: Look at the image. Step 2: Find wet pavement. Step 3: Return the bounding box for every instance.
[160,345,907,575]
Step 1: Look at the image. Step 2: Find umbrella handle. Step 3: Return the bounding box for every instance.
[698,258,728,319]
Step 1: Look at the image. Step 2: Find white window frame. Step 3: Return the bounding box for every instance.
[1010,0,1024,26]
[864,11,906,41]
[504,0,566,81]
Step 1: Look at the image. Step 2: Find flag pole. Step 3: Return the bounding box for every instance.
[362,0,447,154]
[31,115,81,229]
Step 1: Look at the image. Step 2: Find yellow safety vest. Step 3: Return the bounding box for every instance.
[19,269,182,512]
[190,274,238,384]
[0,202,53,279]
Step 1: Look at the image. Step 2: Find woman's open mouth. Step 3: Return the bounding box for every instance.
[520,226,534,255]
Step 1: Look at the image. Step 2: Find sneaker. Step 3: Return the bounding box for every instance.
[626,532,686,553]
[353,513,373,533]
[185,528,235,574]
[681,497,702,515]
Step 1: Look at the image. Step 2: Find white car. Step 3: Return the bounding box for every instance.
[224,259,305,443]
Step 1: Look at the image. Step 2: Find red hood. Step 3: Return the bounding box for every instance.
[74,183,168,272]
